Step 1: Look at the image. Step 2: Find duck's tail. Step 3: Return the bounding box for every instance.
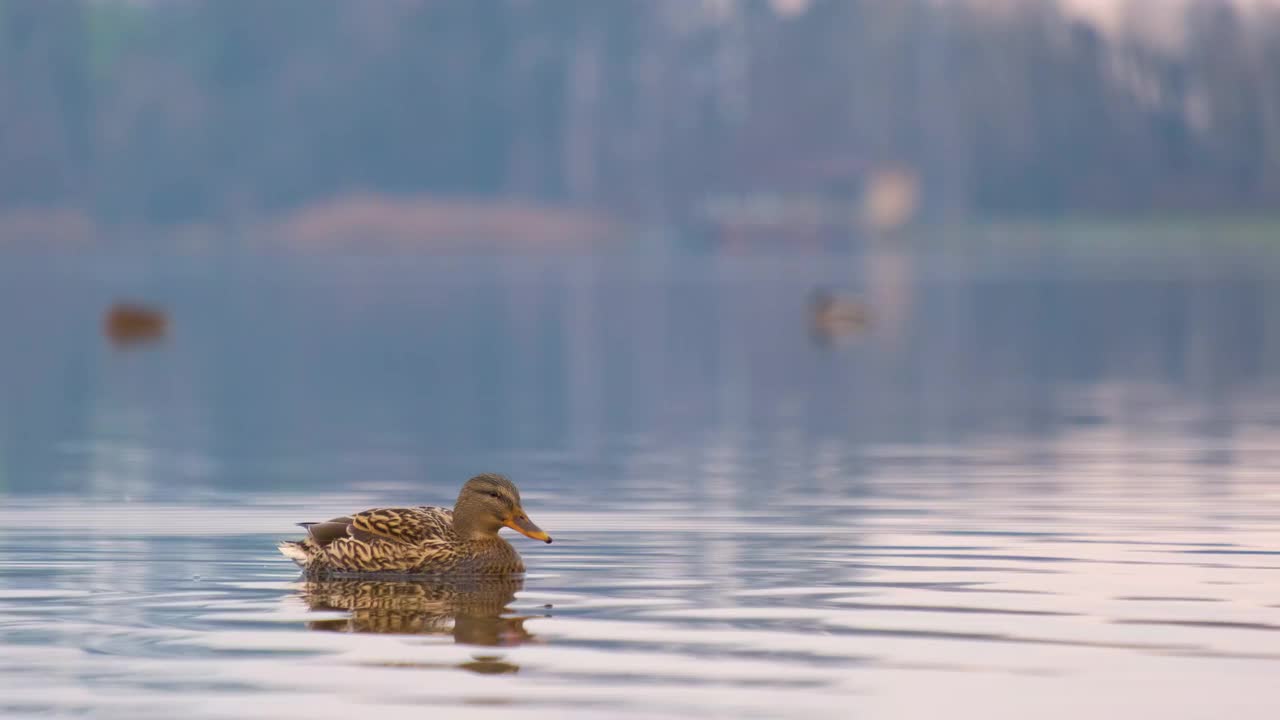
[277,540,313,566]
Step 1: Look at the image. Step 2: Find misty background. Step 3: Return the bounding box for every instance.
[4,5,1280,717]
[2,0,1278,240]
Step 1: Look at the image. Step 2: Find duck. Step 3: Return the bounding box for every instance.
[103,302,167,346]
[278,473,552,577]
[809,288,872,342]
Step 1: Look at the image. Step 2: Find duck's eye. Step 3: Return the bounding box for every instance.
[485,491,503,500]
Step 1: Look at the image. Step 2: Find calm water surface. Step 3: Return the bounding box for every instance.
[1,244,1279,718]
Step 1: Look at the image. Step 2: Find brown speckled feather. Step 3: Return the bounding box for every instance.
[280,505,523,577]
[347,507,455,545]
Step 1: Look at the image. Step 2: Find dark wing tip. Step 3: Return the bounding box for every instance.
[300,518,355,547]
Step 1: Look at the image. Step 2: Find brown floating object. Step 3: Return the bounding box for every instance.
[277,473,552,577]
[104,303,168,345]
[810,288,872,344]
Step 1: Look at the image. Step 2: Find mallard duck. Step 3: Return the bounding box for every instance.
[103,302,167,346]
[278,473,552,577]
[810,288,872,342]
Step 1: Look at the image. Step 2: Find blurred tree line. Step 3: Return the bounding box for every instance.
[1,0,1278,227]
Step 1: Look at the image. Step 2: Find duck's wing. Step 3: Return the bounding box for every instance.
[299,517,354,547]
[344,506,455,545]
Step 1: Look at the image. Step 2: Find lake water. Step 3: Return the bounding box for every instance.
[1,242,1279,718]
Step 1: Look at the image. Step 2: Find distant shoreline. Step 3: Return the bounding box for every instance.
[0,194,616,248]
[3,199,1279,249]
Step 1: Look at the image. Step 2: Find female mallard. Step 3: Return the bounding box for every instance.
[103,302,168,346]
[810,288,872,342]
[278,474,551,577]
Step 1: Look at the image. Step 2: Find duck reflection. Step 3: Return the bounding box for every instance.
[299,576,536,648]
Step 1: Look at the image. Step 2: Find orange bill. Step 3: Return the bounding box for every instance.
[505,510,552,543]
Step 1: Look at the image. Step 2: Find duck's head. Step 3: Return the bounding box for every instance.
[454,473,552,544]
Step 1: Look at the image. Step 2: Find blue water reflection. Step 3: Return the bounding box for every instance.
[1,243,1278,718]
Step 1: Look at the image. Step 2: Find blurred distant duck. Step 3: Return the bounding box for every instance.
[809,288,872,341]
[278,474,552,577]
[103,302,167,345]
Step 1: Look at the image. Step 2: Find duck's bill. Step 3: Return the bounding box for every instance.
[506,512,553,543]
